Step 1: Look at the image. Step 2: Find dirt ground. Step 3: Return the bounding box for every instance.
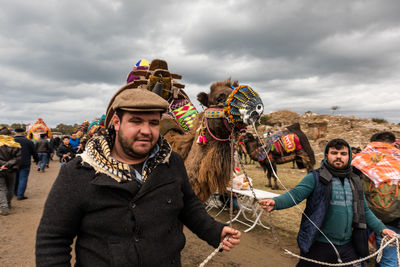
[0,161,301,267]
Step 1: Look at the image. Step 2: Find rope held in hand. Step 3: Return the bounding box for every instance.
[284,234,400,266]
[199,132,236,267]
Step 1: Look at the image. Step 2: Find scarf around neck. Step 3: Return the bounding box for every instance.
[79,128,171,183]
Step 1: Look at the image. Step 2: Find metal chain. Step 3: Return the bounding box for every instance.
[199,131,236,267]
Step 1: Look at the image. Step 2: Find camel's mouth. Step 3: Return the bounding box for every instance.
[239,103,264,125]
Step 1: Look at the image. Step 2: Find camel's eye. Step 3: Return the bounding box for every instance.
[216,94,226,103]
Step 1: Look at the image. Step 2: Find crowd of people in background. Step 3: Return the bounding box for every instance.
[0,126,85,216]
[0,122,399,266]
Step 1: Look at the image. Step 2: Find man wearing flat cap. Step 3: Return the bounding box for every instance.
[36,88,241,266]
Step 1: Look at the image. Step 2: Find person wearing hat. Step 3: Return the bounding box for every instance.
[0,127,21,215]
[13,128,38,201]
[36,88,241,266]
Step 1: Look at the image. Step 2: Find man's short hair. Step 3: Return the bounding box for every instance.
[370,131,396,144]
[62,136,70,140]
[115,108,125,121]
[326,138,348,152]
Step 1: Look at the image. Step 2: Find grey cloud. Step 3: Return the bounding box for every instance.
[1,0,400,126]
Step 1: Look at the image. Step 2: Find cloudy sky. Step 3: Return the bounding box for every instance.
[1,0,400,127]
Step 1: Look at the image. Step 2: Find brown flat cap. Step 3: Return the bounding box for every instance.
[105,88,169,127]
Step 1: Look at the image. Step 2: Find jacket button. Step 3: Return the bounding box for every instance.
[171,259,176,264]
[167,198,172,204]
[134,237,140,242]
[131,203,136,209]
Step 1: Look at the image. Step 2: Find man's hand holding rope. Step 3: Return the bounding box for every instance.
[258,199,275,212]
[220,227,241,251]
[381,228,396,239]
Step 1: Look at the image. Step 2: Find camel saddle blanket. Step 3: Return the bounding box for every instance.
[253,146,268,162]
[352,142,400,187]
[275,154,296,164]
[171,99,198,132]
[273,133,302,155]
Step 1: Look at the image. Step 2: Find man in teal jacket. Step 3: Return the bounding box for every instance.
[259,138,396,267]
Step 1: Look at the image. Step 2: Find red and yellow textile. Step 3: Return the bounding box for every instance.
[272,133,302,154]
[352,142,400,187]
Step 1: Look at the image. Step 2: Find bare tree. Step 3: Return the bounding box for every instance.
[331,105,340,115]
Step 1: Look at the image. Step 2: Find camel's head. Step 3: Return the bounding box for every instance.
[197,78,238,108]
[197,78,264,129]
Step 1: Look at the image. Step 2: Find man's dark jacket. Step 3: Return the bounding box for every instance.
[36,152,224,267]
[56,143,75,162]
[35,138,50,153]
[0,142,21,172]
[14,136,38,169]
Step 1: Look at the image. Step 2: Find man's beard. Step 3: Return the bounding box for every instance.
[118,129,153,160]
[328,159,346,170]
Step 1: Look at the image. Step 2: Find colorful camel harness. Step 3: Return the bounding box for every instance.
[197,85,264,145]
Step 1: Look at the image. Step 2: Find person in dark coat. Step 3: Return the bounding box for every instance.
[36,88,241,266]
[35,133,50,172]
[0,127,21,215]
[13,128,38,200]
[56,136,75,166]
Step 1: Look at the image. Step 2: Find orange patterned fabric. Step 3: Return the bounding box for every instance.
[351,142,400,187]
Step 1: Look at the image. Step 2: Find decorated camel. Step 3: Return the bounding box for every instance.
[240,123,315,189]
[27,118,52,141]
[106,59,264,202]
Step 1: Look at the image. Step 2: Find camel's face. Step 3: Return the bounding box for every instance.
[197,82,234,108]
[242,132,259,152]
[209,86,233,107]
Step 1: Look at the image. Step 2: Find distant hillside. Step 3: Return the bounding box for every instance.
[256,110,400,156]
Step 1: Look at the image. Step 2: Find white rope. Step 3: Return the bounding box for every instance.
[284,234,400,266]
[198,236,230,267]
[198,241,224,267]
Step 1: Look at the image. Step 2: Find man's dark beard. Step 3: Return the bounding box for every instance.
[323,159,351,178]
[118,130,151,160]
[328,160,346,169]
